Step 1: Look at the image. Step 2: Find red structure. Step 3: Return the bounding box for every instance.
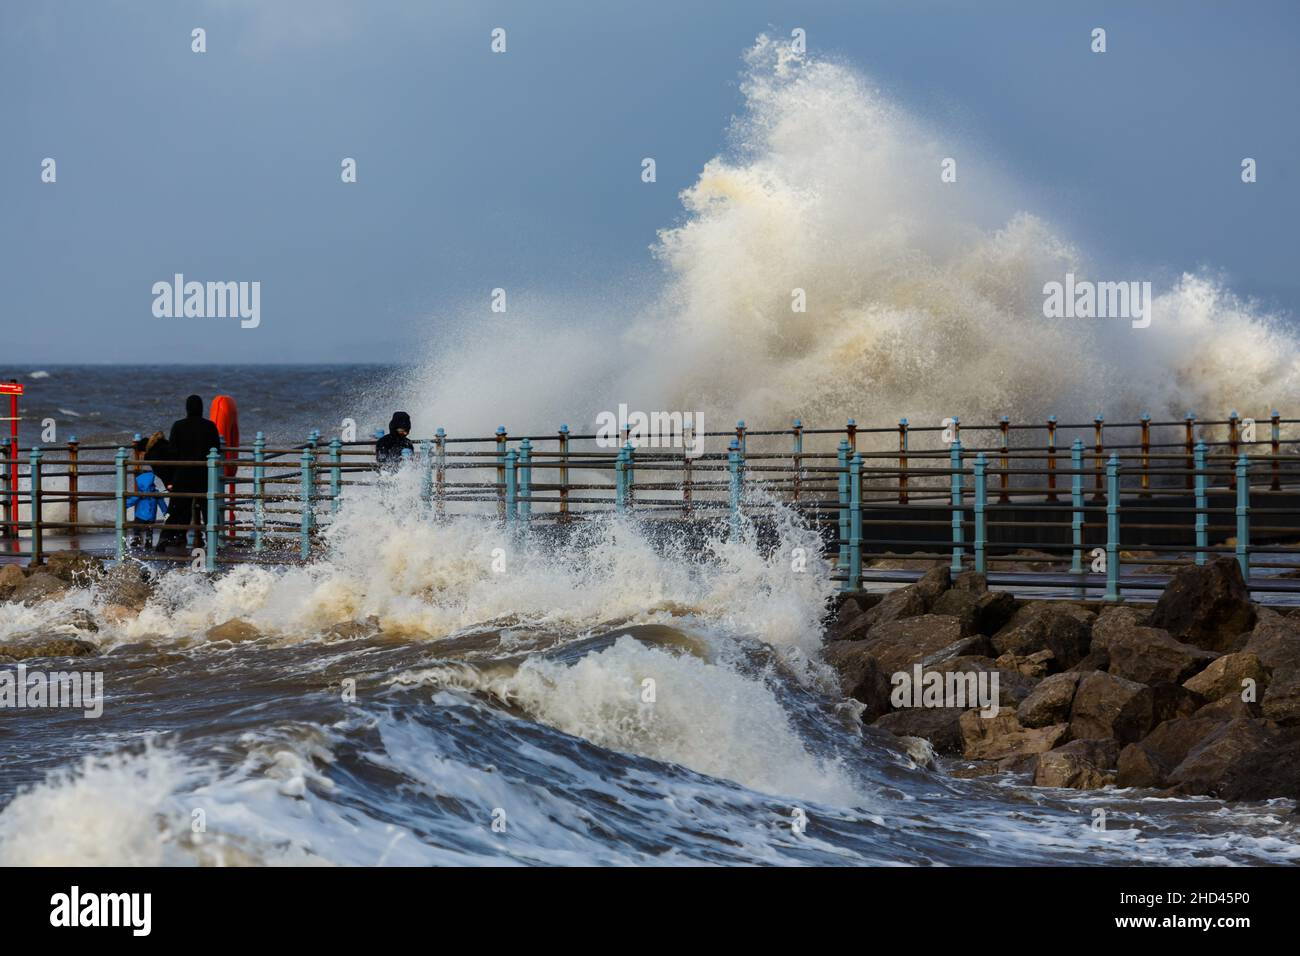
[1,381,22,540]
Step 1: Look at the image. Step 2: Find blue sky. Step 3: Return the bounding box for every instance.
[3,0,1297,363]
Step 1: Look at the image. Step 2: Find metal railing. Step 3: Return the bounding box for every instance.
[2,411,1298,601]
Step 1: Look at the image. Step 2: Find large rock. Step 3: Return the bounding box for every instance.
[0,563,26,600]
[1148,557,1256,652]
[861,615,987,674]
[1218,726,1300,802]
[1182,652,1268,703]
[1195,694,1260,721]
[994,649,1056,680]
[205,619,262,643]
[823,640,893,720]
[959,707,1069,761]
[1069,671,1154,744]
[98,561,154,611]
[991,602,1093,669]
[1242,612,1300,672]
[839,567,952,640]
[9,571,70,604]
[931,588,1018,637]
[1033,739,1119,789]
[1166,718,1277,796]
[1017,672,1082,728]
[1115,716,1222,788]
[1261,669,1300,726]
[923,655,1036,708]
[43,551,104,585]
[873,707,967,755]
[1092,607,1217,685]
[0,638,98,659]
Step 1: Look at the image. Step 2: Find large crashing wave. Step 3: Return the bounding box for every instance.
[393,35,1299,436]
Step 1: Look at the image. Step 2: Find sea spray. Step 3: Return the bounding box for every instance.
[387,35,1299,441]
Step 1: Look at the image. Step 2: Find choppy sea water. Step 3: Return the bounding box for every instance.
[0,367,1298,866]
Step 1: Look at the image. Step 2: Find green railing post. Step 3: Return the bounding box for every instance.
[1271,410,1281,491]
[791,419,803,503]
[1070,438,1084,575]
[1236,454,1251,580]
[495,426,507,520]
[519,438,532,522]
[206,448,219,572]
[419,439,432,508]
[28,446,42,565]
[1104,453,1120,602]
[973,452,987,573]
[115,446,127,561]
[299,447,314,559]
[837,439,850,568]
[949,438,964,572]
[435,427,447,519]
[625,440,636,509]
[728,439,742,537]
[845,452,862,592]
[330,438,343,514]
[253,431,265,552]
[1194,441,1208,565]
[505,450,518,524]
[615,444,627,514]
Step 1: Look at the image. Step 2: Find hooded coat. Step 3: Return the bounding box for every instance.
[168,395,223,491]
[375,411,414,466]
[126,471,169,522]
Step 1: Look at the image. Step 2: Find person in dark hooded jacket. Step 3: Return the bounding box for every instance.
[375,411,414,468]
[158,395,223,549]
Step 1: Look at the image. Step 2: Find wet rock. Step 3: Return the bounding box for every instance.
[205,619,262,644]
[1218,726,1300,802]
[1182,652,1268,702]
[1069,671,1154,744]
[49,608,99,633]
[0,563,26,600]
[1017,672,1082,728]
[1033,738,1119,789]
[952,571,987,594]
[1166,718,1277,796]
[99,561,153,611]
[840,567,951,639]
[1148,556,1256,652]
[1261,669,1300,726]
[0,638,98,660]
[873,708,967,756]
[897,735,938,771]
[43,551,104,585]
[1115,716,1223,789]
[991,602,1093,669]
[9,571,70,604]
[823,640,892,721]
[959,707,1069,761]
[322,616,382,641]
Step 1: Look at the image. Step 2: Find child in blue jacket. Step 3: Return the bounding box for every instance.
[126,470,169,549]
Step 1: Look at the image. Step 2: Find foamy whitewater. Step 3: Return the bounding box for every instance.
[3,38,1300,866]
